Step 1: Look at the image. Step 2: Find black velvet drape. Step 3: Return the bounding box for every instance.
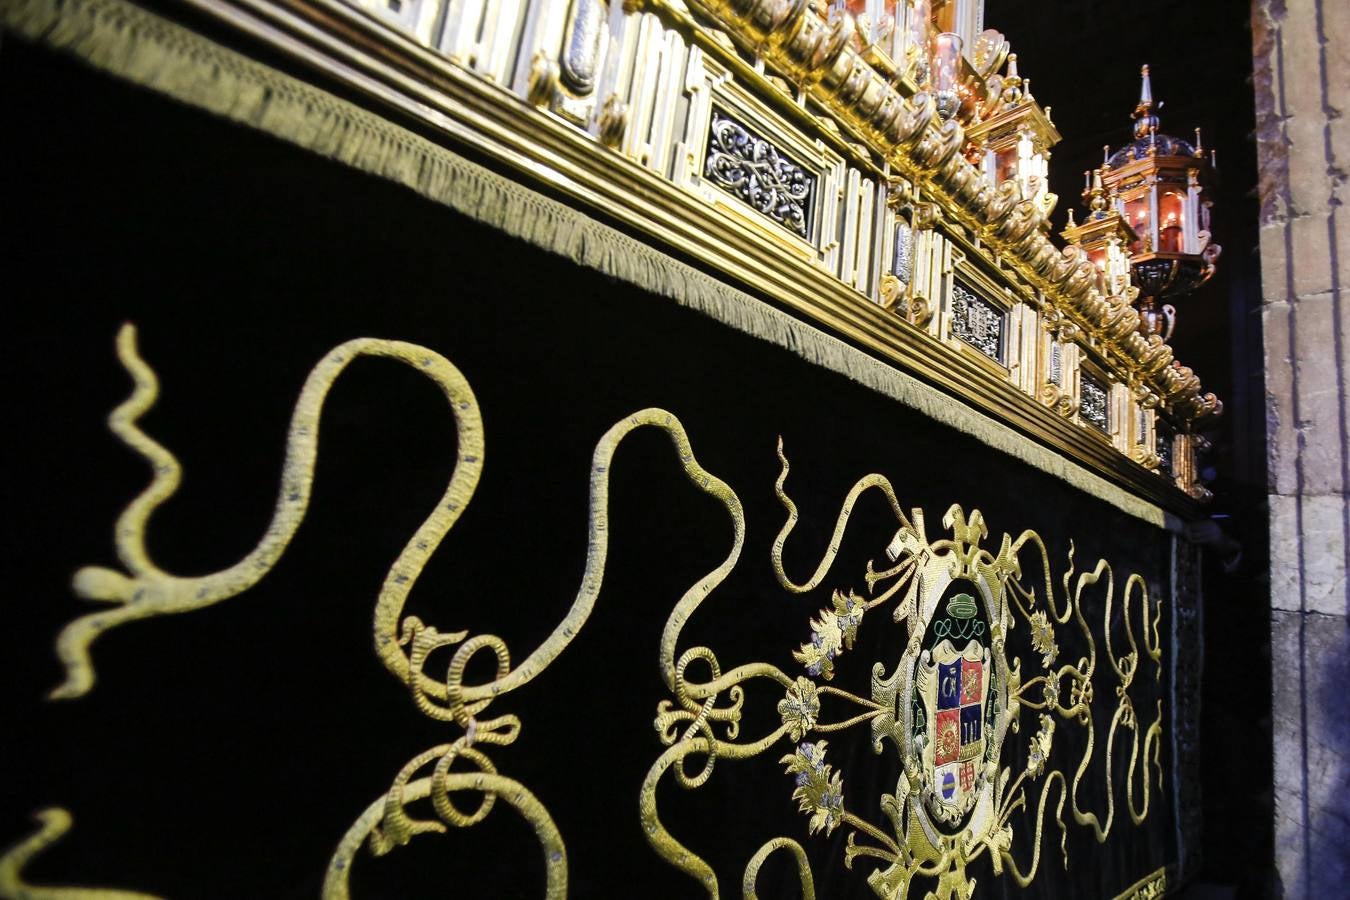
[1,41,1176,898]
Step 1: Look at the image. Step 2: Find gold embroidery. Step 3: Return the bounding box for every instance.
[24,325,1168,896]
[50,324,486,703]
[643,441,1166,898]
[0,809,161,899]
[1112,866,1167,899]
[37,327,754,895]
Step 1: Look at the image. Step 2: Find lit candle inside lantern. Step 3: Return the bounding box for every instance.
[1160,210,1182,252]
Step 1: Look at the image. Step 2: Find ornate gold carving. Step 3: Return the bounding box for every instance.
[1131,446,1162,470]
[0,809,160,899]
[526,50,559,108]
[598,93,629,148]
[908,293,934,328]
[659,0,1219,427]
[1041,382,1079,417]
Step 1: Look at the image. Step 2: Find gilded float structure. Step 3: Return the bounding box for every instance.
[0,0,1220,896]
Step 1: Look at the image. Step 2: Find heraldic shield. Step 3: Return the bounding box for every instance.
[913,587,996,827]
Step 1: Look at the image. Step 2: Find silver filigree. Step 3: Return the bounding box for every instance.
[1080,375,1110,432]
[1156,422,1174,475]
[1048,340,1063,386]
[950,282,1005,363]
[560,0,607,94]
[705,112,814,236]
[893,220,914,286]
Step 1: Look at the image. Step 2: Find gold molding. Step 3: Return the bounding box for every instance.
[661,0,1220,423]
[0,0,1197,518]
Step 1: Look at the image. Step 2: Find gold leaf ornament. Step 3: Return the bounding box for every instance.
[792,589,866,679]
[781,741,845,836]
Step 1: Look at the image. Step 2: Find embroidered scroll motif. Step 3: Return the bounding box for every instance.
[20,326,1166,898]
[644,439,1165,900]
[705,111,815,237]
[27,326,745,898]
[0,809,161,900]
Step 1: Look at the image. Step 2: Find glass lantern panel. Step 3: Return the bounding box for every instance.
[1158,190,1185,253]
[1124,194,1152,253]
[995,147,1018,186]
[1088,248,1107,294]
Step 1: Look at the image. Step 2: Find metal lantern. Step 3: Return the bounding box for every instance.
[1099,65,1221,341]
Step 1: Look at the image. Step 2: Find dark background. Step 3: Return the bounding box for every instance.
[986,1,1272,895]
[2,35,1184,899]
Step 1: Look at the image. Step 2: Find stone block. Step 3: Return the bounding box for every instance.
[1259,222,1289,303]
[1291,213,1335,299]
[1268,494,1302,611]
[1293,292,1346,495]
[1298,495,1349,616]
[1270,608,1306,896]
[1332,118,1350,209]
[1251,0,1288,225]
[1326,0,1350,109]
[1286,126,1332,219]
[1268,609,1350,899]
[1264,302,1298,495]
[1338,213,1350,287]
[1301,612,1350,896]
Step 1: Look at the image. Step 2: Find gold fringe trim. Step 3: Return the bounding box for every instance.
[1,0,1169,528]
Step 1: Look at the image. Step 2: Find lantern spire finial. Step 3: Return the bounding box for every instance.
[1133,64,1160,140]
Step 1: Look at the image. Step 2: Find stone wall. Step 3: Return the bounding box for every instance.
[1251,0,1350,896]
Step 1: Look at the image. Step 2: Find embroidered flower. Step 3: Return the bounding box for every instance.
[1042,674,1061,708]
[777,676,821,741]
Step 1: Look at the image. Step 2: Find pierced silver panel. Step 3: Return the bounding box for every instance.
[1156,422,1175,475]
[1048,340,1063,386]
[560,0,607,94]
[893,220,913,286]
[705,111,815,237]
[950,281,1005,363]
[1080,375,1110,432]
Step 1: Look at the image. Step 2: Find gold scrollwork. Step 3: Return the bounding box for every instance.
[31,325,756,896]
[20,324,1168,896]
[642,436,1167,898]
[0,808,161,900]
[1112,866,1167,900]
